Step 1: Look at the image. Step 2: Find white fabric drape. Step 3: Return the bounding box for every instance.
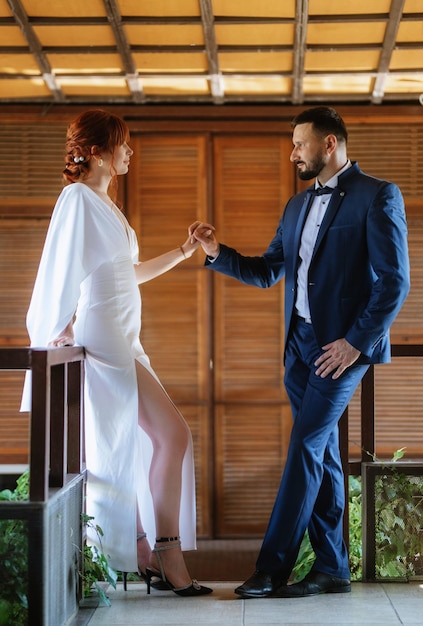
[22,183,196,571]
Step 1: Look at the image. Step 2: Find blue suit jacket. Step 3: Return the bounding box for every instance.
[206,162,410,364]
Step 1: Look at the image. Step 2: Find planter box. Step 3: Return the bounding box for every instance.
[0,474,84,625]
[362,462,423,581]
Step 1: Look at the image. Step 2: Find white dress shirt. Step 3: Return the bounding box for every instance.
[295,161,351,321]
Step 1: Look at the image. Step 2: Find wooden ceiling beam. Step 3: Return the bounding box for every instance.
[2,69,421,82]
[0,17,293,27]
[4,13,422,27]
[292,0,309,105]
[372,0,406,104]
[103,0,144,104]
[0,91,419,106]
[2,42,422,55]
[199,0,224,104]
[6,0,64,102]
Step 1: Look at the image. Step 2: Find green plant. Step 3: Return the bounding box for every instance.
[291,531,314,582]
[291,448,423,582]
[291,474,363,582]
[348,474,363,580]
[0,470,30,626]
[79,513,117,606]
[373,450,423,579]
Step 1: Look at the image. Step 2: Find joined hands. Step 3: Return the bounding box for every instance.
[188,221,218,258]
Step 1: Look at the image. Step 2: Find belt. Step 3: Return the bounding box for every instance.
[296,315,312,324]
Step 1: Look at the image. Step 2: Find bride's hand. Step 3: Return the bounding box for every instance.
[180,233,201,258]
[48,321,75,347]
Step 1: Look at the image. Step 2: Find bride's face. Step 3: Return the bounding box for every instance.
[99,141,133,175]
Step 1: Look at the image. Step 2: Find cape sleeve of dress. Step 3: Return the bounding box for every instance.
[21,183,107,410]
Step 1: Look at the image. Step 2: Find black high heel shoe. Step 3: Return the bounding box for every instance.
[122,532,168,592]
[146,536,213,597]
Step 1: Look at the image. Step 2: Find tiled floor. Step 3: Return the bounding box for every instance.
[77,580,423,626]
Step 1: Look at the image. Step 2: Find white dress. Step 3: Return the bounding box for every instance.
[23,183,196,572]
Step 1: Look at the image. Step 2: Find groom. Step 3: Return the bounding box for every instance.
[190,106,410,598]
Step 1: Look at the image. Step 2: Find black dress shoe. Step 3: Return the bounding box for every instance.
[275,570,351,598]
[234,570,287,598]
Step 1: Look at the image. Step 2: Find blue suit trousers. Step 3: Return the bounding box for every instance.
[256,317,369,580]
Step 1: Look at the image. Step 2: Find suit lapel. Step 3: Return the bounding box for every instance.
[311,189,346,260]
[293,194,313,261]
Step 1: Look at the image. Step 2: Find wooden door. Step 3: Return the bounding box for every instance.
[126,134,213,535]
[212,136,294,535]
[126,133,295,536]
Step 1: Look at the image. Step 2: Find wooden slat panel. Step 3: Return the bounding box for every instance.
[127,134,208,256]
[139,270,210,402]
[213,135,291,402]
[215,279,285,401]
[390,217,423,343]
[180,404,212,537]
[0,218,49,345]
[347,124,423,198]
[0,122,83,470]
[212,135,293,534]
[126,133,211,535]
[0,371,29,464]
[215,403,291,536]
[0,123,67,201]
[0,218,49,463]
[349,356,423,459]
[126,134,210,401]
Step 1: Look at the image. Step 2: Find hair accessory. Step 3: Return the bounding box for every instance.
[73,156,85,163]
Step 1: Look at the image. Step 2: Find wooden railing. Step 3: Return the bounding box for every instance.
[1,343,420,584]
[3,343,419,508]
[0,346,86,624]
[0,346,85,500]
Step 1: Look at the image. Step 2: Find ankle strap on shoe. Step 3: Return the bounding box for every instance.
[153,539,181,553]
[155,536,179,543]
[137,532,147,540]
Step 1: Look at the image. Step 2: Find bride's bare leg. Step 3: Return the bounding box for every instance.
[135,362,193,588]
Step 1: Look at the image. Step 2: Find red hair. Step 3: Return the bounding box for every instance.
[63,109,130,198]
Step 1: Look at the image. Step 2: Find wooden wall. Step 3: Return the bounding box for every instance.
[0,104,422,538]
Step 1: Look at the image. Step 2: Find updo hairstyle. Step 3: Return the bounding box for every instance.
[63,109,130,185]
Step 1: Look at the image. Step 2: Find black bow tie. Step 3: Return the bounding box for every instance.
[308,185,335,196]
